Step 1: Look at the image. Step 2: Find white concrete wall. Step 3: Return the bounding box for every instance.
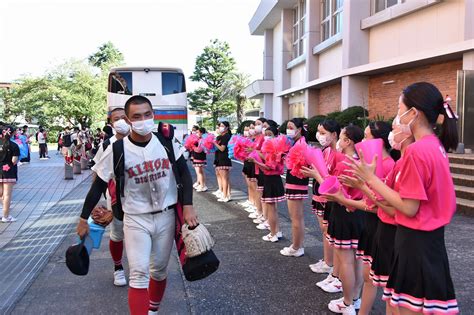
[369,0,465,62]
[290,63,306,88]
[318,43,343,78]
[272,21,285,123]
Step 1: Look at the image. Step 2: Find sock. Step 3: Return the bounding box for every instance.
[109,240,123,270]
[128,287,148,315]
[148,278,167,311]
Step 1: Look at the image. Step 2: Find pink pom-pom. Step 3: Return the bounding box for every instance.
[233,136,256,161]
[286,138,308,179]
[202,134,216,151]
[184,134,199,151]
[262,135,291,169]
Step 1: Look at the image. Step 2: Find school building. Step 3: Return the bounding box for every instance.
[244,0,474,148]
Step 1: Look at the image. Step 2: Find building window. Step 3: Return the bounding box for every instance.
[373,0,402,14]
[321,0,344,42]
[289,102,305,119]
[292,0,306,59]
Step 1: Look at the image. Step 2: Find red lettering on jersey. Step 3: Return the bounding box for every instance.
[135,164,144,175]
[127,168,137,178]
[143,160,154,173]
[162,158,170,170]
[154,159,161,170]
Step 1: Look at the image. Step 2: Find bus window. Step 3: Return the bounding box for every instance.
[162,72,186,95]
[109,72,133,95]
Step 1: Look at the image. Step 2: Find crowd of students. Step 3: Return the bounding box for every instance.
[189,82,459,315]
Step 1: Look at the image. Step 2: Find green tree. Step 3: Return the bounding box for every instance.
[88,41,124,71]
[221,72,250,125]
[188,39,236,129]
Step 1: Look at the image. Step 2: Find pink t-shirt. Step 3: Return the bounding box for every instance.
[395,134,456,231]
[366,156,395,217]
[335,154,363,200]
[323,147,342,176]
[254,135,265,175]
[378,157,404,225]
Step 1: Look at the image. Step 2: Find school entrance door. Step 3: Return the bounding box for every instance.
[457,70,474,150]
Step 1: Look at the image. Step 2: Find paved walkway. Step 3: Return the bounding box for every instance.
[1,155,472,314]
[0,147,91,248]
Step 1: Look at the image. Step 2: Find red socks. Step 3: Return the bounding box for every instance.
[128,288,148,315]
[109,240,123,268]
[148,278,167,312]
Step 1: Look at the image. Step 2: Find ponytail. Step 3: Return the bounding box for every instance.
[439,100,459,152]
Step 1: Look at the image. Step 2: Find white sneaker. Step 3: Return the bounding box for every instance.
[1,215,17,223]
[239,200,251,207]
[310,260,333,274]
[244,206,256,213]
[256,221,270,230]
[328,299,356,314]
[212,190,222,196]
[196,186,208,192]
[276,231,283,239]
[309,259,325,271]
[316,274,336,289]
[262,233,278,242]
[217,197,230,203]
[321,277,343,293]
[330,297,361,311]
[113,269,127,286]
[148,310,158,315]
[248,212,259,219]
[280,245,304,257]
[193,182,200,189]
[252,215,265,224]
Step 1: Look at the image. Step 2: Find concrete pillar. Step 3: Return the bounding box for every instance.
[280,9,293,91]
[305,0,320,82]
[262,94,273,120]
[342,0,370,69]
[304,89,318,118]
[463,51,474,70]
[341,76,369,110]
[465,0,474,40]
[263,30,274,80]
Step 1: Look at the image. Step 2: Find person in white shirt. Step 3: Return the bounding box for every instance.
[77,96,197,315]
[37,127,47,159]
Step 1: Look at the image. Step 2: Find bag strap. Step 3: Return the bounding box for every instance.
[112,139,125,198]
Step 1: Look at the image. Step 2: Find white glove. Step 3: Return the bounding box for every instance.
[182,223,215,258]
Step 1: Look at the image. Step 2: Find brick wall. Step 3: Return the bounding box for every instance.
[368,59,462,119]
[317,83,342,115]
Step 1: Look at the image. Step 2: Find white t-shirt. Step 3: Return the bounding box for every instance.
[93,135,117,164]
[38,132,46,144]
[92,135,184,215]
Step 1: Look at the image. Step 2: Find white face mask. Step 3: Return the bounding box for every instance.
[113,119,130,135]
[316,132,332,148]
[255,125,263,134]
[388,130,410,151]
[286,129,296,138]
[131,118,155,136]
[249,129,256,136]
[262,127,267,134]
[243,131,250,137]
[219,126,226,134]
[264,136,272,141]
[394,108,417,136]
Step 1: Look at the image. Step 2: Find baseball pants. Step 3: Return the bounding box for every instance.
[123,208,175,289]
[106,192,124,242]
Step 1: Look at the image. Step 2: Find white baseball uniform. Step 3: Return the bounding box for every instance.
[92,135,184,288]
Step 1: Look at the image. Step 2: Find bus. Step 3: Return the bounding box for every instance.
[107,67,188,140]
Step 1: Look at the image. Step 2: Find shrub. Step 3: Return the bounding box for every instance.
[336,106,368,128]
[306,115,327,142]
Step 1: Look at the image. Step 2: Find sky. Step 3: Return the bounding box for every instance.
[0,0,264,90]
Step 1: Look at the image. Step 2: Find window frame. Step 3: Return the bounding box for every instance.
[320,0,344,43]
[372,0,404,15]
[292,0,307,60]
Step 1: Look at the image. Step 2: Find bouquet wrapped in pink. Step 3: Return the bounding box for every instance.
[285,138,308,179]
[261,135,292,169]
[233,136,256,161]
[202,133,216,154]
[184,134,199,151]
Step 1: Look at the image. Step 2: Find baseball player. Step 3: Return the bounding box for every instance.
[77,95,197,315]
[77,107,130,286]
